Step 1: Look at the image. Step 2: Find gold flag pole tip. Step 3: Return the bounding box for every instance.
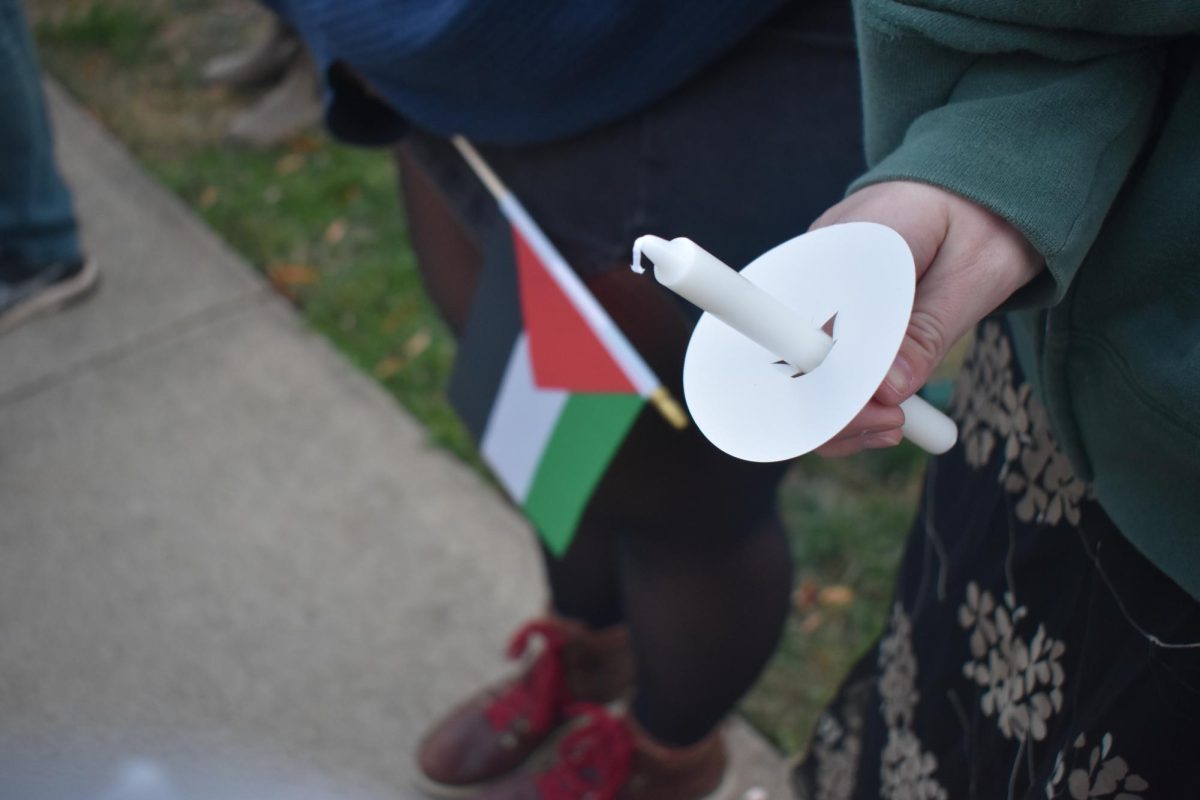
[634,240,688,431]
[650,387,689,430]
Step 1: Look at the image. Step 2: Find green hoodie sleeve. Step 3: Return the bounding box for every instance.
[848,0,1193,307]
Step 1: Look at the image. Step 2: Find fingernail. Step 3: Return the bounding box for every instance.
[863,430,902,449]
[885,355,912,397]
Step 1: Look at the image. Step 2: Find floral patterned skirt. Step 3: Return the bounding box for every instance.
[790,319,1200,800]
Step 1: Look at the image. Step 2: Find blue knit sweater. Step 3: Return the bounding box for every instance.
[263,0,787,146]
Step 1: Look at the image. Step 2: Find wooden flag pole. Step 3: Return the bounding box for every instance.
[451,135,688,431]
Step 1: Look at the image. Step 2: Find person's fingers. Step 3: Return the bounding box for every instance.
[808,180,1043,458]
[815,426,904,458]
[815,400,905,457]
[820,400,905,445]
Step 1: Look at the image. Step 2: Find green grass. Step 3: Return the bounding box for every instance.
[33,0,924,754]
[153,143,475,458]
[36,4,162,65]
[743,449,919,751]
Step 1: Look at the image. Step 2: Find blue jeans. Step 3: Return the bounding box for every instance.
[0,0,80,266]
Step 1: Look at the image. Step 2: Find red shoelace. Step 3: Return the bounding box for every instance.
[536,703,634,800]
[485,620,572,734]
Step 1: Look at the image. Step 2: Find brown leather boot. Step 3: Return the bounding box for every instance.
[472,704,728,800]
[416,617,634,796]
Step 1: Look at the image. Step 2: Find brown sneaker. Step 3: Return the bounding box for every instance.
[416,618,634,797]
[475,704,728,800]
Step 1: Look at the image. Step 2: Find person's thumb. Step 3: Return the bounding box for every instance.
[877,301,960,408]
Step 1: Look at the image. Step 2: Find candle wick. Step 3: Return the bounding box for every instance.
[630,239,646,274]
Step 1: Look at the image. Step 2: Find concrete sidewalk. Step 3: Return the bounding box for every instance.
[0,84,788,799]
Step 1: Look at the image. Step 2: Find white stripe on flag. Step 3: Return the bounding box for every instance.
[480,333,569,502]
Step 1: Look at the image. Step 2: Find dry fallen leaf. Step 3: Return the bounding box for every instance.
[403,329,432,359]
[819,585,856,608]
[276,152,306,176]
[199,185,219,208]
[374,356,404,379]
[287,134,324,154]
[266,262,319,298]
[372,329,433,379]
[792,579,819,612]
[324,218,348,245]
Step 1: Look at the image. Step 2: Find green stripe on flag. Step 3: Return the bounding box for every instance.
[523,393,645,556]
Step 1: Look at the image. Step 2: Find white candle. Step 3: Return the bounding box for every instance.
[632,234,957,455]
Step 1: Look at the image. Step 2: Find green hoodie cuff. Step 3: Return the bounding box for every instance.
[849,9,1161,307]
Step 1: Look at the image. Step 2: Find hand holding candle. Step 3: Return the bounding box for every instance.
[631,226,958,460]
[807,181,1046,419]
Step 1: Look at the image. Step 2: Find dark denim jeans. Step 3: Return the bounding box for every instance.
[1,0,81,266]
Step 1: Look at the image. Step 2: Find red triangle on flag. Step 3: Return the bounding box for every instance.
[512,225,637,394]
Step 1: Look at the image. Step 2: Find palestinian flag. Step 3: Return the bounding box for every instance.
[448,138,684,556]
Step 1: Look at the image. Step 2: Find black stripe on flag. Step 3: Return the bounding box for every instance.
[448,221,523,442]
